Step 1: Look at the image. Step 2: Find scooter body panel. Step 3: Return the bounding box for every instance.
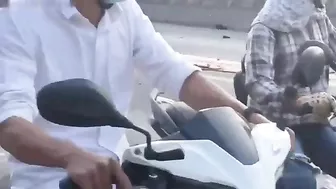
[122,123,291,189]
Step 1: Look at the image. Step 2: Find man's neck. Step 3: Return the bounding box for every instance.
[72,0,104,27]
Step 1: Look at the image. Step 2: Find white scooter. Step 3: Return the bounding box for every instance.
[126,102,291,189]
[36,78,292,189]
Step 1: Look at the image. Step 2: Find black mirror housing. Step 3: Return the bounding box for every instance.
[37,78,133,128]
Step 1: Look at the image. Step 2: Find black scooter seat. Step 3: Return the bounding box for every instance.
[165,102,197,128]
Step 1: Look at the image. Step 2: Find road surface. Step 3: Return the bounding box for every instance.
[154,22,247,62]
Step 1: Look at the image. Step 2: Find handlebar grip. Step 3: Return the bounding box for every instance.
[59,176,80,189]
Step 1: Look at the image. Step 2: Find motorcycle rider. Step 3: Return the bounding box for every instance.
[245,0,336,185]
[0,0,271,188]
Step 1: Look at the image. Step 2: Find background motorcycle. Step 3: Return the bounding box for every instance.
[36,78,292,189]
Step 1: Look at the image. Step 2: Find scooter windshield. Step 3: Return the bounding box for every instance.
[180,107,259,165]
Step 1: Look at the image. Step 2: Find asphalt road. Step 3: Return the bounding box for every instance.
[154,23,247,62]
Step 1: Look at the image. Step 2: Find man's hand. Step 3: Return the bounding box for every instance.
[66,151,132,189]
[0,117,132,189]
[296,92,336,123]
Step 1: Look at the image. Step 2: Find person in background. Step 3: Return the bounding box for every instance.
[0,0,271,188]
[245,0,336,186]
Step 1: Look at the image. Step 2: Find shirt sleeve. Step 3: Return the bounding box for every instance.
[0,9,38,123]
[326,17,336,57]
[130,0,200,100]
[245,24,308,124]
[245,24,285,108]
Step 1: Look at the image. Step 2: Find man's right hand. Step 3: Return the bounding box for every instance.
[0,117,132,189]
[65,151,132,189]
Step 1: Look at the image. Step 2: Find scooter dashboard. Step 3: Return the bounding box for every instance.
[180,107,259,165]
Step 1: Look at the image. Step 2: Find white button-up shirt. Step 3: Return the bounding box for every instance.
[0,1,198,188]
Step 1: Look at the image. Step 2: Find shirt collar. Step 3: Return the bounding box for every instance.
[60,1,123,21]
[61,5,78,19]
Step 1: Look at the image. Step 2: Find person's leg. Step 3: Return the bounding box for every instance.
[294,135,305,154]
[294,124,336,177]
[276,137,316,189]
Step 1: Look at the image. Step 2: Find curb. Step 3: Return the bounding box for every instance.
[183,54,336,80]
[182,54,241,73]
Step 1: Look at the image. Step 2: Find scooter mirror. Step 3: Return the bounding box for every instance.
[292,45,326,87]
[37,79,183,162]
[36,78,133,129]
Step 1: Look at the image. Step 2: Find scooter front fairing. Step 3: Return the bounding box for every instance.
[122,122,291,189]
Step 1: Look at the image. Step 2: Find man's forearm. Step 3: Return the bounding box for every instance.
[0,117,82,168]
[180,71,247,115]
[180,72,270,124]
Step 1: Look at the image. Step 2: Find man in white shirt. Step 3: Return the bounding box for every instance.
[0,0,270,188]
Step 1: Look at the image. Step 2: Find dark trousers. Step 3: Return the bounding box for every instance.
[277,124,336,189]
[293,124,336,177]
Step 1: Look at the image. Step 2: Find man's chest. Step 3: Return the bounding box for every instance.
[23,11,138,112]
[34,19,134,85]
[276,18,330,59]
[273,18,330,76]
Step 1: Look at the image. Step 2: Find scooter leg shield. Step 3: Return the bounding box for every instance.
[276,159,316,189]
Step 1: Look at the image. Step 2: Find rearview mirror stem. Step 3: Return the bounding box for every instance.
[131,126,152,150]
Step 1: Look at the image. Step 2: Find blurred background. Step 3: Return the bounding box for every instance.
[137,0,336,31]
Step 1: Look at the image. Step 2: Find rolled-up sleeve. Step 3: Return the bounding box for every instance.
[0,9,38,123]
[326,17,336,57]
[245,24,285,106]
[130,0,200,99]
[245,24,311,125]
